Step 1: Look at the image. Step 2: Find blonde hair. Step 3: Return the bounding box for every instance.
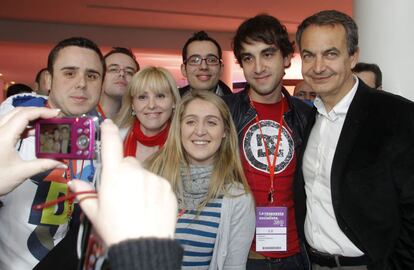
[145,90,250,209]
[114,66,180,128]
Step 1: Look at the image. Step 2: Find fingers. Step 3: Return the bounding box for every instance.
[157,175,177,238]
[0,107,60,143]
[13,159,65,185]
[129,169,177,239]
[0,107,24,126]
[150,173,177,239]
[1,107,60,126]
[1,159,65,195]
[100,119,124,174]
[99,119,126,196]
[68,180,98,225]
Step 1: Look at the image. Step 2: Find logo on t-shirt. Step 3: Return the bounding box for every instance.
[243,120,294,174]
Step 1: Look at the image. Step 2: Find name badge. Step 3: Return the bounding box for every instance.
[255,207,287,252]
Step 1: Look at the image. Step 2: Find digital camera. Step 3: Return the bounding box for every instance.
[35,116,99,160]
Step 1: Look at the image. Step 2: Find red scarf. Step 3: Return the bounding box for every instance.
[123,119,170,157]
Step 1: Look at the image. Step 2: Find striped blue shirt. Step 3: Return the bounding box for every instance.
[175,198,223,269]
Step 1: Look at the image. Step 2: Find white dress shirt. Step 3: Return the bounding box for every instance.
[303,77,364,256]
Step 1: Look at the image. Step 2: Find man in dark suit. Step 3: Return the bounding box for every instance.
[294,10,414,270]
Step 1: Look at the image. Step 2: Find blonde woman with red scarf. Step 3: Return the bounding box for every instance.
[115,66,180,161]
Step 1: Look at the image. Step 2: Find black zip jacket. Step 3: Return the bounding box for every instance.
[223,85,312,151]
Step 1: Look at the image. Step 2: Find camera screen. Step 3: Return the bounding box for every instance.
[39,124,71,154]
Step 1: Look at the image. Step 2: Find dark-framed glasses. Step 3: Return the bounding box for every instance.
[107,66,136,77]
[184,55,221,66]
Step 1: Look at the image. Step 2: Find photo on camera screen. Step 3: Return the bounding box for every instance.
[39,124,71,154]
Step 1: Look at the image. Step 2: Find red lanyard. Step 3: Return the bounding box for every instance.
[97,104,107,120]
[33,160,87,215]
[65,161,75,217]
[177,208,186,220]
[250,98,285,203]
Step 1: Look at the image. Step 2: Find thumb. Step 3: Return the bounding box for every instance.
[17,159,64,181]
[68,180,98,226]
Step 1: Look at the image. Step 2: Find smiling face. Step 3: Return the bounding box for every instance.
[300,24,359,110]
[102,53,138,99]
[180,98,226,166]
[240,40,291,103]
[293,80,317,101]
[181,40,223,92]
[47,46,103,116]
[132,87,175,136]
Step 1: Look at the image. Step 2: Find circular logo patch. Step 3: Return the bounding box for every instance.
[243,120,294,173]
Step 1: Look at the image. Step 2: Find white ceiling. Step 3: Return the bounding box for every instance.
[0,0,352,89]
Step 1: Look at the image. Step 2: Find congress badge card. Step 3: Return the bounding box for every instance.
[255,207,287,252]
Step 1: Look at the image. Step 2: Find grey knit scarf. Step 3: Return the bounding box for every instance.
[179,164,213,210]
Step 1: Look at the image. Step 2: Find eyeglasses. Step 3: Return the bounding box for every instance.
[184,55,222,66]
[107,66,136,77]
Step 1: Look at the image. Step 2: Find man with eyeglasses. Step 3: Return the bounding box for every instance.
[99,47,140,119]
[180,31,232,97]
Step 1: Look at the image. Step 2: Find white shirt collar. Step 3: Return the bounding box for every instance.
[313,75,359,120]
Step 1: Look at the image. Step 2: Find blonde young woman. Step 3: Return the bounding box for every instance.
[115,66,180,161]
[146,90,255,270]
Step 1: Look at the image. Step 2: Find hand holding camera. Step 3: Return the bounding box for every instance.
[35,116,99,160]
[69,119,178,246]
[0,107,177,251]
[0,107,64,195]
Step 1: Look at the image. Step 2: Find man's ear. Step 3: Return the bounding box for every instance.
[350,47,360,70]
[181,63,188,79]
[45,71,52,92]
[33,82,40,91]
[283,53,293,69]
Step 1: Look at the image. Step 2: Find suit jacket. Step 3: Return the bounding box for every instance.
[294,80,414,270]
